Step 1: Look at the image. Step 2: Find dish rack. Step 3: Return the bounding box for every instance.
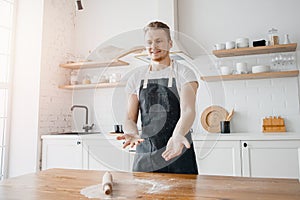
[262,116,286,133]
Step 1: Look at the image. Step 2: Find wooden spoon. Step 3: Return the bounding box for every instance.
[226,108,234,121]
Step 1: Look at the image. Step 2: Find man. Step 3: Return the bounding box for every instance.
[117,21,198,174]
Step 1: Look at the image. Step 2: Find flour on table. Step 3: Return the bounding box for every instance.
[80,178,174,199]
[134,179,172,194]
[80,183,126,199]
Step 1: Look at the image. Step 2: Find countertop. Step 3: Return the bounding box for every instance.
[192,132,300,140]
[41,132,300,141]
[0,168,299,199]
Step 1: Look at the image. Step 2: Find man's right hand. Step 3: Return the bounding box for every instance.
[116,133,144,148]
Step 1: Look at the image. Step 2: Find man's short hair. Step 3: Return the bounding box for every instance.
[144,21,171,40]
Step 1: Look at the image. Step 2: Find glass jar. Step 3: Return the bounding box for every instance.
[268,28,279,46]
[70,70,79,85]
[82,74,91,84]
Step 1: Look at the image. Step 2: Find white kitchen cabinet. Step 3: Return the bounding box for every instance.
[193,140,242,176]
[241,140,300,178]
[42,137,83,170]
[193,133,300,179]
[41,135,131,172]
[42,134,300,179]
[81,139,130,171]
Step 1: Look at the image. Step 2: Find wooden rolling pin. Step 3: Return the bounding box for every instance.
[102,172,113,195]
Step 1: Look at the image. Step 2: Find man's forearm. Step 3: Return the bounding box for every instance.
[124,119,139,135]
[172,108,196,137]
[172,81,198,138]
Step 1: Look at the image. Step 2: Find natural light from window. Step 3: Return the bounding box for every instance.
[0,0,15,180]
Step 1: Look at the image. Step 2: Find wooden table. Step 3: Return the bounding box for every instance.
[0,168,299,199]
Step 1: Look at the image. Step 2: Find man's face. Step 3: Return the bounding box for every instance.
[145,29,172,62]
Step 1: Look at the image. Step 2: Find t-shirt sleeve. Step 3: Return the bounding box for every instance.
[179,65,198,86]
[125,73,138,94]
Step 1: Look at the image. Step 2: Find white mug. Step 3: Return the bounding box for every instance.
[220,66,232,75]
[236,62,248,74]
[226,41,235,49]
[214,43,225,50]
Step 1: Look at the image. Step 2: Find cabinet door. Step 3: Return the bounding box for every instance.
[241,140,300,178]
[82,139,130,172]
[42,138,83,170]
[193,140,242,176]
[128,149,136,172]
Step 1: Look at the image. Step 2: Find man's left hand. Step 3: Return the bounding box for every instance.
[162,135,191,161]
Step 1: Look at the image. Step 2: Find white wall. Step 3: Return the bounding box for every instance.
[73,0,178,58]
[178,0,300,51]
[9,0,43,177]
[36,0,76,176]
[74,0,158,58]
[38,0,75,136]
[178,0,300,133]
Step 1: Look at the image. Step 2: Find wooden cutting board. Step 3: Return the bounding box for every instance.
[201,105,228,133]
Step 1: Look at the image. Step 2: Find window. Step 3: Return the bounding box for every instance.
[0,0,16,180]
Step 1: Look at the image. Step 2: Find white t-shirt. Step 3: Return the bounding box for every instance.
[126,60,198,97]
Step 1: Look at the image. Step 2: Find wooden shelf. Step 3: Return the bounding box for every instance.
[201,70,299,82]
[59,60,129,69]
[59,82,126,90]
[213,43,297,58]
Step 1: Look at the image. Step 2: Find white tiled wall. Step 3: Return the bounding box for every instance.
[193,51,300,133]
[38,0,75,135]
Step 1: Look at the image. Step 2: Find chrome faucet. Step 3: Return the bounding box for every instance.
[71,105,94,132]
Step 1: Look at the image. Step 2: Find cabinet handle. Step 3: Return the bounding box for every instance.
[243,142,248,148]
[77,141,81,145]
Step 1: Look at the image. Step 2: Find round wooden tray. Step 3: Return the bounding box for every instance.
[201,105,229,133]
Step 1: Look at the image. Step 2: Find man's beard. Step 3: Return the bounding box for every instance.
[152,50,169,62]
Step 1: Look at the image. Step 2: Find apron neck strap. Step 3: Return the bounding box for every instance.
[143,60,175,89]
[143,65,151,89]
[167,60,175,87]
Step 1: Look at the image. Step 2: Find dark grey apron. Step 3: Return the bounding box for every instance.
[132,63,198,174]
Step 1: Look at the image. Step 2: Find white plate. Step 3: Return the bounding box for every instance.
[252,65,270,73]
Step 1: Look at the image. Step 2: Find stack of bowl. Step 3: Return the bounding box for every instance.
[236,38,249,48]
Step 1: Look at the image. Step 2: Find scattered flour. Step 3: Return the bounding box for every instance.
[80,183,126,199]
[80,178,174,199]
[134,179,172,194]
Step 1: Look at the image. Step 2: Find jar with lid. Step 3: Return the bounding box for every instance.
[268,28,279,46]
[82,74,91,84]
[70,70,79,85]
